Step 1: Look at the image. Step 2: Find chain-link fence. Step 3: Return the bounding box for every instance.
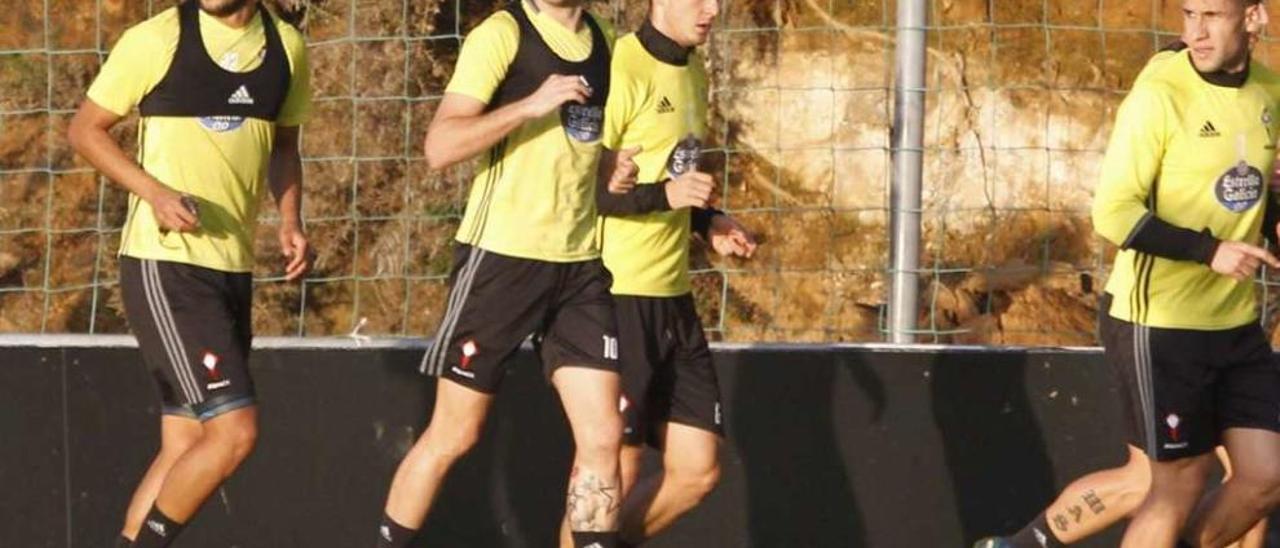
[2,0,1279,344]
[910,0,1280,345]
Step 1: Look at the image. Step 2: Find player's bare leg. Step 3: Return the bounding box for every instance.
[377,378,493,546]
[555,367,623,548]
[617,422,719,545]
[119,415,202,540]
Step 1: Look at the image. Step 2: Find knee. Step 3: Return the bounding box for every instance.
[1236,467,1280,511]
[668,458,721,503]
[205,417,258,465]
[163,427,204,457]
[420,423,482,465]
[224,421,258,463]
[575,417,624,460]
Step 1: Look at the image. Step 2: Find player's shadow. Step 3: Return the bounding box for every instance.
[929,350,1057,544]
[727,350,882,547]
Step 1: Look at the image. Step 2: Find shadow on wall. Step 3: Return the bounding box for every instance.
[725,349,1072,546]
[930,350,1056,544]
[728,352,882,547]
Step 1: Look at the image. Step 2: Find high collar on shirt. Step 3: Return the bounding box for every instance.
[638,18,692,66]
[1192,55,1251,88]
[1164,40,1250,88]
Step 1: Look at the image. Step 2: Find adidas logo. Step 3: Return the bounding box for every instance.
[228,85,255,105]
[1033,528,1047,547]
[146,520,167,537]
[656,96,675,114]
[1200,120,1220,138]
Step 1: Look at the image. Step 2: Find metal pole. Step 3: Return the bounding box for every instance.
[888,0,927,344]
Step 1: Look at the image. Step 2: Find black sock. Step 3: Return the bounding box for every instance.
[1009,512,1064,548]
[571,531,617,548]
[114,535,132,548]
[376,513,418,548]
[131,505,185,548]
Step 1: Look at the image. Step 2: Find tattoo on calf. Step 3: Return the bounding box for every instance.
[1069,505,1084,523]
[566,467,621,532]
[1052,513,1070,532]
[1083,490,1106,514]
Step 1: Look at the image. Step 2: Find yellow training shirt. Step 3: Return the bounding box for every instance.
[1093,48,1280,329]
[599,25,708,297]
[445,1,615,262]
[87,5,311,273]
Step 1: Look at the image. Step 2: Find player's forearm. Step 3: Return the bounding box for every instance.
[424,100,533,170]
[594,149,669,216]
[596,180,670,216]
[1119,211,1219,265]
[67,121,167,203]
[690,206,724,240]
[268,147,304,228]
[1093,183,1219,264]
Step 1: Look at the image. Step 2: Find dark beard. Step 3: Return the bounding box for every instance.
[197,0,252,17]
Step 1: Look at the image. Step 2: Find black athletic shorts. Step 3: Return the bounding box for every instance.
[1098,293,1280,461]
[418,244,619,393]
[120,256,256,421]
[615,293,723,448]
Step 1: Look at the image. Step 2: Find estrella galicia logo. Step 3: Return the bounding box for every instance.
[199,115,246,132]
[562,104,604,143]
[1215,161,1264,212]
[666,134,702,178]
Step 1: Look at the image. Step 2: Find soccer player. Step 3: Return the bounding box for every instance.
[977,1,1280,546]
[977,3,1280,547]
[592,0,757,545]
[374,1,624,547]
[974,446,1267,547]
[66,0,312,546]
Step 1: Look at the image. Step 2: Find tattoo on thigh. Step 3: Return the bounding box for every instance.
[566,466,621,532]
[1082,490,1106,514]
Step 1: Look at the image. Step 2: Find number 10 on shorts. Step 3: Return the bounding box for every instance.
[603,335,619,360]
